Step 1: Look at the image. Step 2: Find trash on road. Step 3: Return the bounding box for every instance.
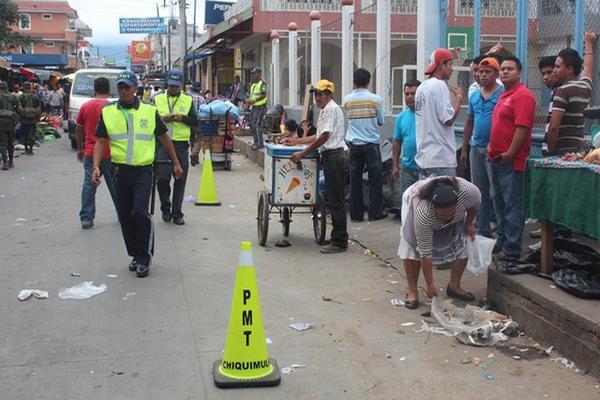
[184,195,195,203]
[59,281,107,300]
[275,239,291,248]
[289,322,315,332]
[266,338,272,344]
[416,297,514,346]
[461,357,472,364]
[466,235,495,274]
[281,364,307,374]
[17,289,49,301]
[400,322,416,327]
[322,296,342,304]
[16,218,26,223]
[71,272,81,277]
[107,274,118,278]
[552,357,575,369]
[122,292,136,300]
[391,298,405,306]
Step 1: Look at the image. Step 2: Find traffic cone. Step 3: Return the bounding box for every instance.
[213,241,281,388]
[195,149,221,206]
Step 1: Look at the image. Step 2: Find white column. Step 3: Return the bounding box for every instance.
[288,22,298,107]
[310,11,321,84]
[341,0,354,98]
[376,0,391,113]
[271,31,280,106]
[417,0,443,80]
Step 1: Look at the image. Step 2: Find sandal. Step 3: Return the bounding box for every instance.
[404,294,419,310]
[446,285,476,302]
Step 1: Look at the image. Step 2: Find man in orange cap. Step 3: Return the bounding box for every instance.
[461,57,503,238]
[415,48,465,179]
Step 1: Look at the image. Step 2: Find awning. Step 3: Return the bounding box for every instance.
[18,67,36,81]
[30,68,51,80]
[185,48,214,62]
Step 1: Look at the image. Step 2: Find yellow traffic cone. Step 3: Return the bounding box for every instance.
[213,241,281,388]
[195,149,221,206]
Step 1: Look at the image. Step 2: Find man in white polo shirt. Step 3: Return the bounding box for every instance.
[415,48,465,178]
[289,80,348,254]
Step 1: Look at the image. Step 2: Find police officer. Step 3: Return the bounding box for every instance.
[0,81,21,170]
[154,69,199,225]
[247,66,268,150]
[19,82,41,155]
[91,71,183,278]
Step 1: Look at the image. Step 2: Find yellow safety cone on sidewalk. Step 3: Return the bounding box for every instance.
[195,149,221,206]
[213,241,281,388]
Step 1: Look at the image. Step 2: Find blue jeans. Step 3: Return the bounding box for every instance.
[470,145,494,238]
[419,167,456,179]
[348,142,384,220]
[487,159,524,258]
[80,156,117,222]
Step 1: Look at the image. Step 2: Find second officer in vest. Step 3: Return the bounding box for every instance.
[92,71,183,278]
[154,70,199,225]
[248,66,268,150]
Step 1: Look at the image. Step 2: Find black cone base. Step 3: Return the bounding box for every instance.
[213,358,281,388]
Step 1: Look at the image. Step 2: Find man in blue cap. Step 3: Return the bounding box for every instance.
[92,70,183,278]
[154,69,199,225]
[247,66,268,150]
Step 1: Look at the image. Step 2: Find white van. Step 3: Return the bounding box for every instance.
[67,68,122,148]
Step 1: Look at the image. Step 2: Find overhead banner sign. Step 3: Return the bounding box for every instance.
[205,1,234,25]
[130,40,152,63]
[120,17,165,34]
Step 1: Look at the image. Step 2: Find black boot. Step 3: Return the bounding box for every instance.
[1,151,8,170]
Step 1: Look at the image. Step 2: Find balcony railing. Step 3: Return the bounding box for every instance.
[361,0,418,14]
[455,0,538,18]
[260,0,342,12]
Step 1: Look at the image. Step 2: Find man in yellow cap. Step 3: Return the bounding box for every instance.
[285,80,348,254]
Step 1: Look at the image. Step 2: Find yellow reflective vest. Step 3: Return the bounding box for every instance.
[154,92,193,141]
[102,102,157,166]
[250,79,268,107]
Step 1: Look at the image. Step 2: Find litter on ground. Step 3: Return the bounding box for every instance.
[17,289,49,301]
[59,281,107,300]
[289,322,315,332]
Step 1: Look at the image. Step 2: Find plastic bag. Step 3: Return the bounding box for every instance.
[466,235,496,274]
[552,268,600,299]
[58,281,107,300]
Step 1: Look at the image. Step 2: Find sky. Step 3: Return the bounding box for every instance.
[66,0,209,62]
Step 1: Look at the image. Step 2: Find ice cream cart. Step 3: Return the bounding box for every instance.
[257,143,327,246]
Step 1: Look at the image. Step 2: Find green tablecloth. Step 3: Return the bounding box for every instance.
[525,159,600,240]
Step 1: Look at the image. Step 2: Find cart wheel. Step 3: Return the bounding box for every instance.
[312,201,327,245]
[224,160,232,171]
[257,191,270,246]
[281,207,291,237]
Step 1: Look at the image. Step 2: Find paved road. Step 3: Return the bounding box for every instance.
[1,138,598,399]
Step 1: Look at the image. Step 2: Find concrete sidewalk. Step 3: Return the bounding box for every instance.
[1,138,599,399]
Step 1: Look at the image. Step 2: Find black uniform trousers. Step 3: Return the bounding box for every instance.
[157,140,189,219]
[321,148,348,247]
[113,164,154,266]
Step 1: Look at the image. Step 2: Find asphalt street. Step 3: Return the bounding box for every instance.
[1,138,599,400]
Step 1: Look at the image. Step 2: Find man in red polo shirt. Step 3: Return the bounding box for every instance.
[488,56,536,260]
[76,77,117,229]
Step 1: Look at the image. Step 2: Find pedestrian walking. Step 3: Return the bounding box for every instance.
[392,80,421,217]
[460,57,504,238]
[18,82,41,155]
[247,67,268,150]
[398,176,481,309]
[0,81,21,170]
[75,77,117,229]
[154,69,199,225]
[289,80,348,254]
[91,70,183,278]
[343,68,387,222]
[415,48,465,178]
[48,85,63,115]
[546,32,597,155]
[488,56,536,260]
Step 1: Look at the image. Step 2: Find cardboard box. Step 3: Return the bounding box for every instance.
[211,136,225,153]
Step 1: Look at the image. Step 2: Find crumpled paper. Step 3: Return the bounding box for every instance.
[17,289,49,301]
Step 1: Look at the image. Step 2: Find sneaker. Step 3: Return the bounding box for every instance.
[128,260,138,271]
[136,263,149,278]
[172,217,185,225]
[81,220,94,229]
[1,164,8,171]
[162,211,171,223]
[369,212,388,221]
[320,243,347,254]
[529,228,541,238]
[190,155,199,166]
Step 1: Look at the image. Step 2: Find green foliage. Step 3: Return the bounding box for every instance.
[0,0,39,51]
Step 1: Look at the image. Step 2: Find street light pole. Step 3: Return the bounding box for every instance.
[179,0,187,82]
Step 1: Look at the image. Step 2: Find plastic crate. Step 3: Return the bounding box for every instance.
[199,119,219,136]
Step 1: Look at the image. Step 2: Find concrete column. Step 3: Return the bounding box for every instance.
[271,31,281,106]
[310,11,321,84]
[341,0,354,98]
[473,0,481,57]
[288,22,298,107]
[417,0,443,79]
[516,0,528,83]
[376,0,391,114]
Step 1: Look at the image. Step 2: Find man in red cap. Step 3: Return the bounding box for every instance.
[414,48,465,179]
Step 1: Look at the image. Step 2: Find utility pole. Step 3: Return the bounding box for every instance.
[179,0,187,83]
[157,2,165,72]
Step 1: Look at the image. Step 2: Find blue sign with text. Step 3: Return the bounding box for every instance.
[119,17,165,34]
[0,53,68,66]
[205,1,234,25]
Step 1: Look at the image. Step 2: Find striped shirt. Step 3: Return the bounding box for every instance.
[409,178,481,257]
[552,78,592,149]
[342,88,384,145]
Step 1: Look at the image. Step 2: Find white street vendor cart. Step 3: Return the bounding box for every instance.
[257,143,327,246]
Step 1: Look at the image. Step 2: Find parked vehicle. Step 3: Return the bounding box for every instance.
[67,68,122,149]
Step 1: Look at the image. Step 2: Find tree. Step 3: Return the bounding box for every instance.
[0,0,39,51]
